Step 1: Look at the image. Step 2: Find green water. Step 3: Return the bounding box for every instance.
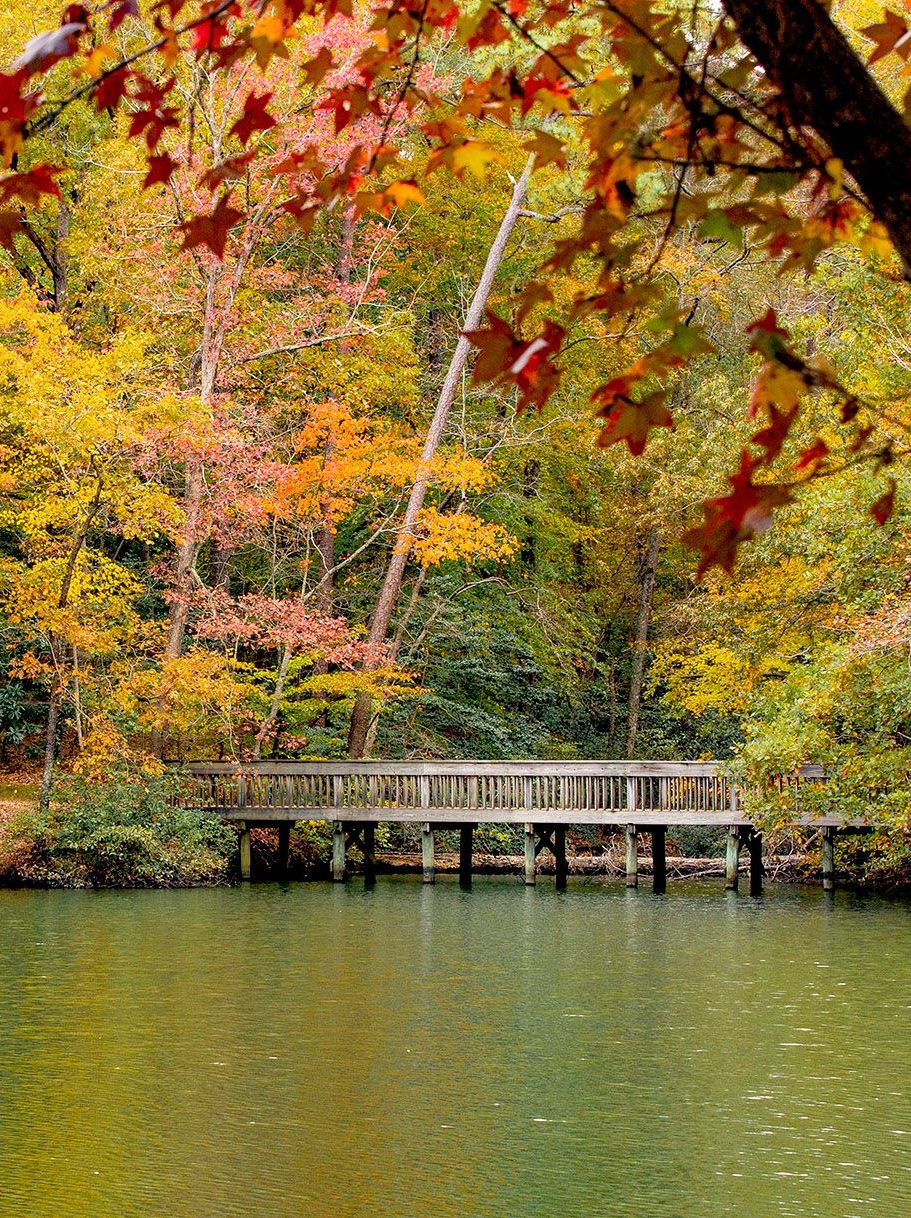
[0,878,909,1218]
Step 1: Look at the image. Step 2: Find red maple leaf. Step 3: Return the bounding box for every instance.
[683,451,793,577]
[200,151,255,190]
[521,77,571,115]
[596,391,674,456]
[93,67,131,112]
[794,438,829,470]
[143,151,179,189]
[871,478,897,525]
[0,209,22,251]
[463,314,564,410]
[463,312,525,382]
[191,14,230,55]
[681,512,741,580]
[178,193,244,258]
[0,72,36,128]
[128,77,179,150]
[320,85,380,135]
[861,9,911,64]
[229,90,276,147]
[751,403,797,463]
[107,0,139,31]
[0,165,62,204]
[745,307,790,359]
[13,19,86,76]
[280,194,320,233]
[840,396,860,424]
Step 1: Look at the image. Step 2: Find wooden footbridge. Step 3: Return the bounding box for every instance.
[180,759,856,893]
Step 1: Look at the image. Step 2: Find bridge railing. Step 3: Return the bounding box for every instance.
[176,759,809,821]
[177,759,828,823]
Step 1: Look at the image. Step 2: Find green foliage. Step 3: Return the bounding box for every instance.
[3,770,236,888]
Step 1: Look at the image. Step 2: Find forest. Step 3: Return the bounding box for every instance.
[0,0,910,885]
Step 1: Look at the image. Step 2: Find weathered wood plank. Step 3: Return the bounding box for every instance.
[625,824,638,888]
[332,820,346,882]
[422,822,435,884]
[182,759,731,778]
[524,823,536,886]
[822,825,836,892]
[725,826,740,891]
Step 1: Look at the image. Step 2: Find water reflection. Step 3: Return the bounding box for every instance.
[0,879,908,1217]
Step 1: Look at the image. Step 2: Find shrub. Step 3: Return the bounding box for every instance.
[6,769,236,888]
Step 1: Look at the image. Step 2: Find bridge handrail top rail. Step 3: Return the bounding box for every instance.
[175,759,826,778]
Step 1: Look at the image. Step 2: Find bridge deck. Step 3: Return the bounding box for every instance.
[179,759,850,828]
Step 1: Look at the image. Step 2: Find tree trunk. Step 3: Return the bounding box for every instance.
[39,688,61,814]
[38,479,103,811]
[152,259,229,758]
[346,157,533,757]
[625,526,659,758]
[722,0,911,272]
[209,538,232,590]
[253,644,292,760]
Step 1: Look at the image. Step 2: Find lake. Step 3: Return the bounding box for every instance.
[0,878,908,1217]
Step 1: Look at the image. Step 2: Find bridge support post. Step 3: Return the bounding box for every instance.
[748,830,763,897]
[651,826,666,895]
[459,824,474,888]
[625,824,638,888]
[332,820,346,882]
[554,825,568,889]
[821,826,836,892]
[422,822,435,884]
[277,822,291,881]
[363,822,376,884]
[725,827,740,891]
[524,823,536,886]
[239,822,251,882]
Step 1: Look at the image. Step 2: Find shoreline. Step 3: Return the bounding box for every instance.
[0,849,881,891]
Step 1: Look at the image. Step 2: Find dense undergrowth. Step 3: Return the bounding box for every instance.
[0,772,236,888]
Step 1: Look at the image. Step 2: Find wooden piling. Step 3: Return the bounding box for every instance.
[821,826,836,892]
[363,821,376,883]
[625,824,638,888]
[748,830,763,897]
[277,821,291,880]
[459,824,474,887]
[725,826,740,891]
[421,822,435,884]
[332,820,346,882]
[554,824,568,889]
[652,826,666,894]
[524,822,536,886]
[239,822,251,882]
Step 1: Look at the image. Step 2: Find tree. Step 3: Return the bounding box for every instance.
[2,1,911,576]
[0,291,184,803]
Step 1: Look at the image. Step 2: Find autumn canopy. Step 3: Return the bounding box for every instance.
[2,0,909,571]
[0,0,909,851]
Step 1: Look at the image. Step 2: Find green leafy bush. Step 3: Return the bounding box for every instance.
[4,770,236,888]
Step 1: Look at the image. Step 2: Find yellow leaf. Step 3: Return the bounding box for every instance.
[384,180,425,209]
[84,44,116,78]
[451,141,506,181]
[825,157,843,201]
[251,15,286,44]
[863,220,893,260]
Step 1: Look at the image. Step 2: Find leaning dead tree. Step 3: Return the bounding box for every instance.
[347,157,534,757]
